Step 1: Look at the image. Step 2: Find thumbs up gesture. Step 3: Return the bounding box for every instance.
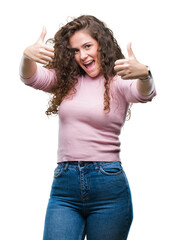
[23,27,54,65]
[114,43,149,80]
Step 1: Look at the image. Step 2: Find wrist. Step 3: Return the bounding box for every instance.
[139,66,152,81]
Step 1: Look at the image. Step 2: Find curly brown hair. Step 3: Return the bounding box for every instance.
[45,15,125,116]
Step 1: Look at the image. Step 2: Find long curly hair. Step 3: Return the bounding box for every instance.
[45,15,125,116]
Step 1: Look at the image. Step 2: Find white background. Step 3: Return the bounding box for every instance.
[0,0,175,239]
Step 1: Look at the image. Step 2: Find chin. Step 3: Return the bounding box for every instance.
[86,71,100,78]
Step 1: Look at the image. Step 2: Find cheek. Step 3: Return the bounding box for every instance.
[74,55,80,65]
[94,49,100,61]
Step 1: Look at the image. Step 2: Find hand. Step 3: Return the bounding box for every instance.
[114,43,149,80]
[23,27,54,65]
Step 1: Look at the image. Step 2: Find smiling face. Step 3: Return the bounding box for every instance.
[69,30,101,78]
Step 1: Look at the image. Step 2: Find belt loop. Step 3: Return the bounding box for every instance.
[93,162,99,171]
[63,162,69,171]
[78,161,81,172]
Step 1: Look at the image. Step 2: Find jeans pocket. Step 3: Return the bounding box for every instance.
[54,163,66,178]
[99,161,123,176]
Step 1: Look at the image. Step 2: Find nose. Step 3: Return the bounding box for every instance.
[80,50,88,61]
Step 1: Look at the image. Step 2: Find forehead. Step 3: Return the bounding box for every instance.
[69,30,97,48]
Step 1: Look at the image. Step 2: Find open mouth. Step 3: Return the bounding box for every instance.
[83,60,95,69]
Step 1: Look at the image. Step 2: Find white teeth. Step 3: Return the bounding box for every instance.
[84,60,93,65]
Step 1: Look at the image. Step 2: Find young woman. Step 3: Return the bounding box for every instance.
[20,15,156,240]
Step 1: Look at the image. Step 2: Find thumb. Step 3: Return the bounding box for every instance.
[37,26,47,43]
[127,42,136,59]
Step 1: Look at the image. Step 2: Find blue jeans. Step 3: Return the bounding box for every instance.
[43,161,133,240]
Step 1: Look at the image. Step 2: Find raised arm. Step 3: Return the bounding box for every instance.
[19,27,54,79]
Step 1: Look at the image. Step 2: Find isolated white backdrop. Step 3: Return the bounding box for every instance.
[0,0,175,239]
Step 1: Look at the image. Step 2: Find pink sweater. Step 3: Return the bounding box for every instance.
[21,66,156,163]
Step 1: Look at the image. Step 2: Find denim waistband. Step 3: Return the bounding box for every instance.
[58,161,121,170]
[68,161,94,166]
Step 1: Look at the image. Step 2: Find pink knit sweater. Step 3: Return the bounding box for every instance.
[21,66,156,162]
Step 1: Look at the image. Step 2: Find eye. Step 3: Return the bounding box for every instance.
[72,48,79,54]
[74,49,79,54]
[85,44,91,49]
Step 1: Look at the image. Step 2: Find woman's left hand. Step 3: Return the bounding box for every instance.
[114,43,149,80]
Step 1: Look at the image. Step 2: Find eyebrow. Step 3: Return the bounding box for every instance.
[82,41,92,47]
[71,41,92,50]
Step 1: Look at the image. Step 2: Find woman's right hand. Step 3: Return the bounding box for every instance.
[23,27,54,65]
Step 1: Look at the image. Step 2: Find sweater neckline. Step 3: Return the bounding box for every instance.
[82,74,105,82]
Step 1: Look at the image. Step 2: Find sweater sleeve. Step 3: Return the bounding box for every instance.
[20,65,57,92]
[115,75,156,103]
